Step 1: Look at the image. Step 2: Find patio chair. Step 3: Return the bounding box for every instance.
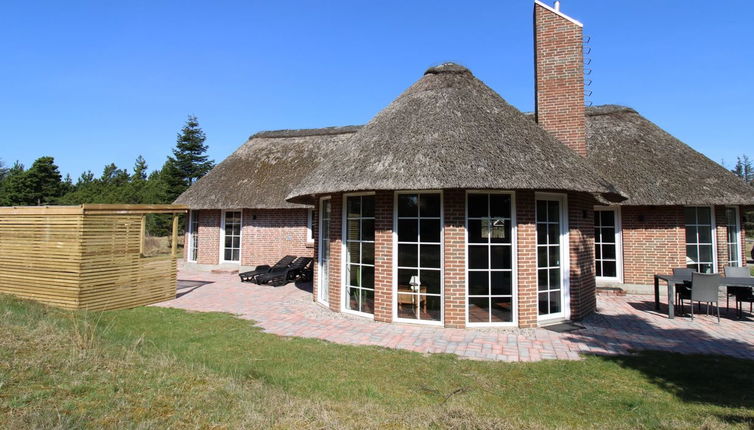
[723,266,751,311]
[689,272,721,323]
[254,257,313,287]
[734,288,754,319]
[239,255,296,283]
[672,268,694,313]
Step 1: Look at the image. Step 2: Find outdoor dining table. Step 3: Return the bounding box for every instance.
[653,273,754,318]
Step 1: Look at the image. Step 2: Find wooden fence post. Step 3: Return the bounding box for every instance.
[171,214,179,256]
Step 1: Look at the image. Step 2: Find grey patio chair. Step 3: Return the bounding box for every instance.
[723,266,751,311]
[690,272,722,323]
[672,268,694,313]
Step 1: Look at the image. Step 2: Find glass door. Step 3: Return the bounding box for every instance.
[221,211,241,262]
[594,208,619,280]
[726,207,741,267]
[536,197,565,319]
[318,198,331,304]
[189,210,199,262]
[344,195,375,315]
[685,207,715,273]
[395,192,442,323]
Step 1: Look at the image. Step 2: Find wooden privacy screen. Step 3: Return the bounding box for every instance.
[0,204,187,310]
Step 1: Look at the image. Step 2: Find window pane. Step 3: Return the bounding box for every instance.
[490,246,511,270]
[362,242,374,265]
[347,197,361,218]
[424,296,442,321]
[699,245,713,263]
[348,242,361,263]
[547,224,560,244]
[420,269,441,295]
[489,194,511,218]
[600,211,615,227]
[602,244,616,260]
[361,289,374,314]
[537,247,548,268]
[347,220,360,241]
[698,226,711,244]
[420,245,441,268]
[362,266,374,290]
[601,228,615,243]
[362,196,375,218]
[538,292,549,315]
[594,244,601,260]
[538,269,549,290]
[398,244,418,267]
[491,271,512,296]
[468,219,485,243]
[398,194,418,217]
[603,261,617,277]
[468,194,488,218]
[468,271,489,296]
[397,268,418,290]
[547,201,560,222]
[547,245,560,267]
[536,201,547,222]
[468,297,490,323]
[398,219,418,242]
[468,246,488,269]
[490,219,510,244]
[420,219,441,243]
[549,291,561,314]
[397,293,417,319]
[595,261,602,276]
[536,224,548,245]
[361,219,375,241]
[419,194,441,217]
[697,207,711,225]
[347,287,360,311]
[549,268,561,289]
[594,226,602,242]
[686,245,698,263]
[349,265,360,287]
[490,297,512,322]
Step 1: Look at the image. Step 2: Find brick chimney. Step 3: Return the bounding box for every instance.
[534,1,586,156]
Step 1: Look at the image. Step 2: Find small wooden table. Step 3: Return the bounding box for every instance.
[653,273,754,319]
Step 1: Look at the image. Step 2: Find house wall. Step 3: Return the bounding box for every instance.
[516,191,538,328]
[621,206,686,285]
[568,193,597,320]
[185,208,312,269]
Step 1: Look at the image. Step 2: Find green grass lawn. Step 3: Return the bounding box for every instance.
[1,295,753,429]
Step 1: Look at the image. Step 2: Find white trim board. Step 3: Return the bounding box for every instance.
[534,0,583,27]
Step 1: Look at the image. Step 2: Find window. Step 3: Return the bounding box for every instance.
[467,192,514,324]
[536,198,564,317]
[396,192,442,323]
[306,209,314,243]
[594,209,618,279]
[221,211,241,262]
[685,207,714,273]
[188,210,199,262]
[345,195,375,315]
[726,207,741,267]
[318,199,331,304]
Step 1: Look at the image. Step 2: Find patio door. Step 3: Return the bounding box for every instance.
[594,207,622,282]
[318,198,331,304]
[536,194,568,321]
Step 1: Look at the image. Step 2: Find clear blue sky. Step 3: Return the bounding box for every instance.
[1,0,752,179]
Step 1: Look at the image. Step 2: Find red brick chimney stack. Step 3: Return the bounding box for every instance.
[534,0,587,156]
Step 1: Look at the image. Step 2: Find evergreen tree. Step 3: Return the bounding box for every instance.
[133,155,148,181]
[25,156,65,205]
[732,155,754,184]
[162,115,214,202]
[0,161,28,205]
[0,159,8,181]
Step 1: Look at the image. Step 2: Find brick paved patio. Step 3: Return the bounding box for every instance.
[154,267,754,362]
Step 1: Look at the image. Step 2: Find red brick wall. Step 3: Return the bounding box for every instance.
[516,191,538,328]
[195,209,221,265]
[621,206,686,285]
[327,194,343,312]
[715,206,729,272]
[240,208,313,268]
[443,189,466,328]
[534,2,586,156]
[568,193,596,319]
[373,191,394,323]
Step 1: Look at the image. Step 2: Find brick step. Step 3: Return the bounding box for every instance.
[596,286,626,296]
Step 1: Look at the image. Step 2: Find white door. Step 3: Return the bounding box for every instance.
[318,198,331,304]
[536,195,568,321]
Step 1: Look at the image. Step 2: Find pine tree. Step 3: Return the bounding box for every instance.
[133,155,148,181]
[0,161,27,205]
[162,115,214,202]
[25,156,64,205]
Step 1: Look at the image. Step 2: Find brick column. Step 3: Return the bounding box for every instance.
[373,191,393,322]
[328,194,343,311]
[197,209,221,265]
[443,189,466,328]
[715,206,729,272]
[568,193,596,320]
[516,191,537,328]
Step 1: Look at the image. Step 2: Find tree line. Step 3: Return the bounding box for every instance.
[0,115,213,235]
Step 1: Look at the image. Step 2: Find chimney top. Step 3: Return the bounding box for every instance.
[554,1,560,11]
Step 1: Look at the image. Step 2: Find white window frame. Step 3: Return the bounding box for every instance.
[317,197,332,305]
[535,192,570,324]
[464,190,519,328]
[306,208,314,243]
[392,190,444,326]
[684,206,718,273]
[219,209,243,264]
[726,206,742,267]
[187,210,199,263]
[341,192,376,319]
[594,206,623,283]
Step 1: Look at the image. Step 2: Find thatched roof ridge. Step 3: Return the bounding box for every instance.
[286,63,624,204]
[585,105,754,206]
[174,127,358,209]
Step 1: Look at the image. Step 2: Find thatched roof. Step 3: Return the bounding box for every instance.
[174,126,359,209]
[585,105,754,206]
[286,63,624,204]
